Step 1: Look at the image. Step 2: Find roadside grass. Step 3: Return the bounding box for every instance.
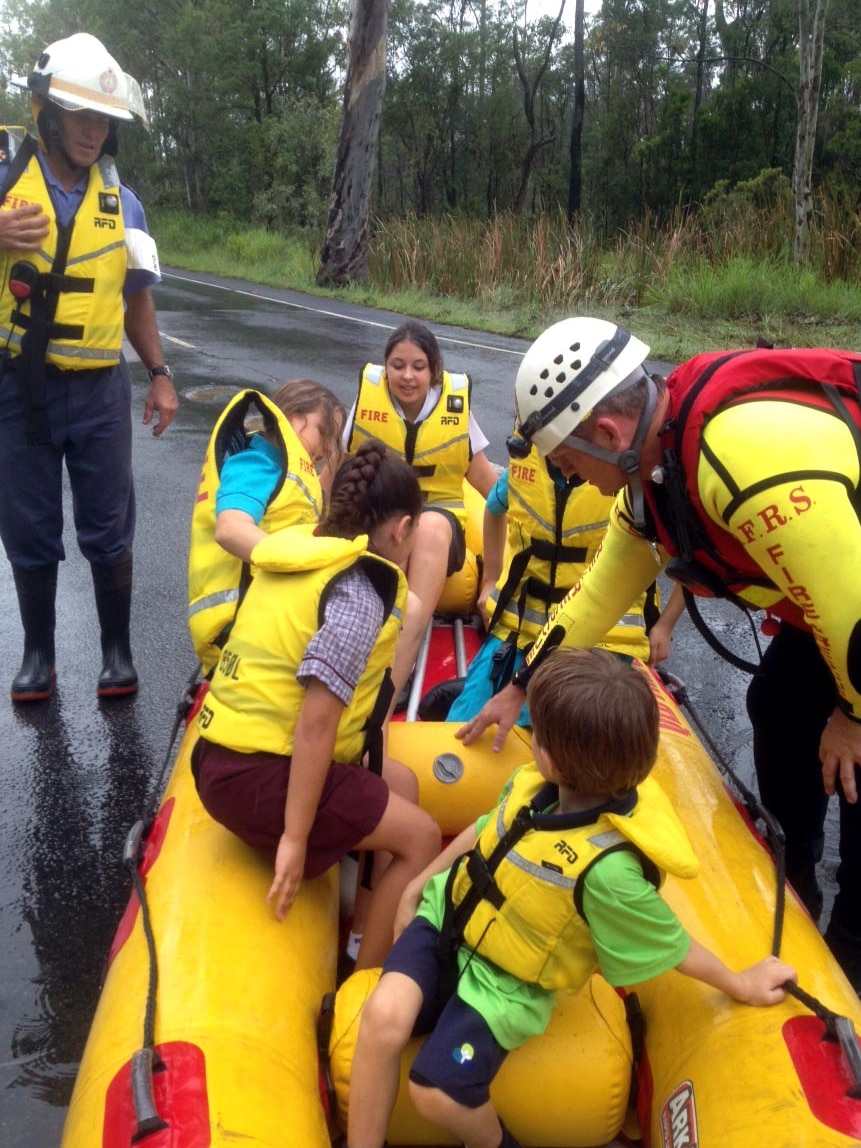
[150,203,861,362]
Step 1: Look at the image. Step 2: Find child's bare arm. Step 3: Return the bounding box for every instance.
[394,822,479,938]
[215,508,268,562]
[677,937,796,1005]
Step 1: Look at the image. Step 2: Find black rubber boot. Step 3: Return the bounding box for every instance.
[10,564,58,703]
[91,556,138,698]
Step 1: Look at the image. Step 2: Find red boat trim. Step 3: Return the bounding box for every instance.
[107,797,176,967]
[103,1040,211,1147]
[783,1014,861,1138]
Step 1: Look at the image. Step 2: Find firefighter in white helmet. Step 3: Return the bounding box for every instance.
[459,315,861,991]
[0,33,178,703]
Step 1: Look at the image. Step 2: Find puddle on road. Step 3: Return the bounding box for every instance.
[182,384,245,405]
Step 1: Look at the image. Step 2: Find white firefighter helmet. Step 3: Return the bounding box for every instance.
[509,317,650,458]
[11,33,147,125]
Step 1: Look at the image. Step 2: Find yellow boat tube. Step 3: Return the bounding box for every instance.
[61,701,339,1148]
[330,667,861,1148]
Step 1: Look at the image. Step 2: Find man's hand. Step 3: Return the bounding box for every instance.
[455,682,526,752]
[0,203,50,251]
[143,373,179,437]
[820,707,861,804]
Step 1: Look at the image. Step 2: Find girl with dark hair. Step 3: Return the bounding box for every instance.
[193,441,441,967]
[342,322,497,689]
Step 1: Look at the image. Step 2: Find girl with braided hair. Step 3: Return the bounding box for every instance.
[193,440,442,967]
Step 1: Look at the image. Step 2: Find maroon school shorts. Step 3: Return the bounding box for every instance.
[193,737,390,878]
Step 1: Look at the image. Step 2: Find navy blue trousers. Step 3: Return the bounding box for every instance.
[0,355,135,569]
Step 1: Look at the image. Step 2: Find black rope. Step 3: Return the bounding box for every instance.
[681,589,764,676]
[141,664,203,829]
[118,669,203,1141]
[658,667,861,1097]
[123,821,168,1139]
[124,824,160,1053]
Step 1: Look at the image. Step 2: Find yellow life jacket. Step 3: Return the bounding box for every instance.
[487,451,652,658]
[0,130,126,369]
[197,525,407,763]
[446,763,699,991]
[188,389,324,675]
[348,364,471,524]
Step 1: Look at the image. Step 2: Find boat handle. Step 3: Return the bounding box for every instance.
[124,819,146,866]
[130,1048,168,1141]
[826,1015,861,1100]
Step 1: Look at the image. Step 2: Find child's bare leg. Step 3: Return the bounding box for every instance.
[409,1084,512,1148]
[355,792,440,967]
[391,514,452,687]
[351,758,420,966]
[347,972,423,1148]
[388,590,425,705]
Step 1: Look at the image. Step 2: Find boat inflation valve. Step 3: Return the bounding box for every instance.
[433,752,464,784]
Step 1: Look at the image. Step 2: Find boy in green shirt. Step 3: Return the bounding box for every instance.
[346,648,796,1148]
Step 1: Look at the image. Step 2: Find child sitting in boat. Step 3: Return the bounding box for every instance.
[433,444,686,725]
[188,379,346,676]
[346,648,796,1148]
[193,441,442,967]
[340,321,498,695]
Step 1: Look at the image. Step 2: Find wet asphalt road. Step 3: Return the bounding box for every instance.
[0,272,838,1147]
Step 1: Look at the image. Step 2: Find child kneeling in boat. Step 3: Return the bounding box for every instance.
[346,648,796,1148]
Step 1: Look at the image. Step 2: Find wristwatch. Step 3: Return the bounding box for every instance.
[148,365,173,381]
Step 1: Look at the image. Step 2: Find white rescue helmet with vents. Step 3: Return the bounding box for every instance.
[11,33,147,126]
[508,317,659,531]
[508,317,651,458]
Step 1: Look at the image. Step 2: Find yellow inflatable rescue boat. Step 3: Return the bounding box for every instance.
[327,667,861,1148]
[60,468,861,1148]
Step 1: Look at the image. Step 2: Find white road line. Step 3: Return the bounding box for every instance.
[159,333,197,349]
[162,270,525,358]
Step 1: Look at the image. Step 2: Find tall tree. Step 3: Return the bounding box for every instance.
[794,0,828,261]
[511,1,566,215]
[566,0,585,219]
[317,0,389,286]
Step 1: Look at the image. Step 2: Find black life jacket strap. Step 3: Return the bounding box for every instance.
[437,795,544,964]
[486,542,589,637]
[20,220,75,445]
[0,131,37,203]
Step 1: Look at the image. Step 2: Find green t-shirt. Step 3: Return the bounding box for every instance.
[416,813,689,1050]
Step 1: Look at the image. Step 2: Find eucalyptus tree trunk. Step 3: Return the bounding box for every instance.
[566,0,585,220]
[512,2,565,216]
[793,0,828,263]
[317,0,389,286]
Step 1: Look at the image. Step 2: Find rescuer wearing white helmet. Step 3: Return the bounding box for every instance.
[0,33,178,703]
[458,315,861,991]
[505,316,658,528]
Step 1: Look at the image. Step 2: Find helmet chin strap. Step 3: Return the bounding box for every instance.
[561,375,659,531]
